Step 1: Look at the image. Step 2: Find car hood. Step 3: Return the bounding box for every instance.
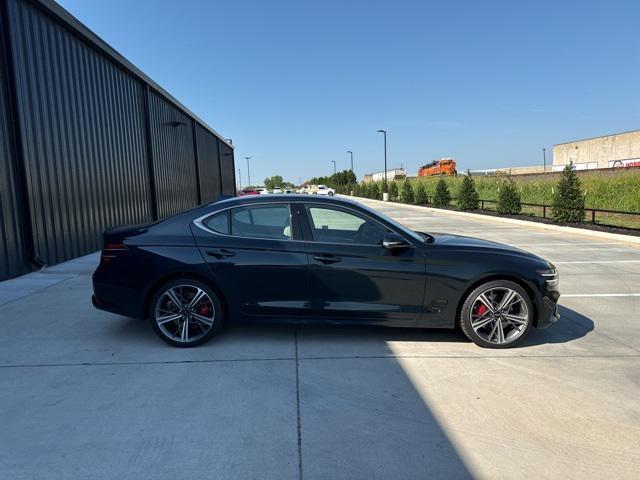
[426,232,545,261]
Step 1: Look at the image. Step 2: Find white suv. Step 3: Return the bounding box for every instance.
[315,185,335,196]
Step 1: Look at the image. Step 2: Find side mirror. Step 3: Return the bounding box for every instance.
[382,232,409,249]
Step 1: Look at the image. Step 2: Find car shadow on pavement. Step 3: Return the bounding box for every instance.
[519,305,594,347]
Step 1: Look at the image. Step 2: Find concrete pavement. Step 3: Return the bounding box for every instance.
[1,200,639,479]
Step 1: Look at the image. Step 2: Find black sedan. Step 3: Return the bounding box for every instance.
[92,195,560,348]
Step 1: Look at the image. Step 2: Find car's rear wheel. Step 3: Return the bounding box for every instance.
[150,278,223,347]
[459,280,533,348]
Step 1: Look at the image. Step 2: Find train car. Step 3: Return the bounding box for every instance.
[418,158,457,176]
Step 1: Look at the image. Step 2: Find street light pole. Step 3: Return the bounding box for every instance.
[347,150,353,172]
[331,160,336,175]
[542,148,546,173]
[377,129,388,193]
[238,168,242,190]
[244,156,252,187]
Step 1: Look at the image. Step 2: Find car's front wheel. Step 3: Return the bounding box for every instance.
[459,280,533,348]
[150,278,223,347]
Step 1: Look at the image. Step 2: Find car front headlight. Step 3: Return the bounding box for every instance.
[537,266,559,289]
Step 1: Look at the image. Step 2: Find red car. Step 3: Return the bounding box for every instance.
[237,188,260,196]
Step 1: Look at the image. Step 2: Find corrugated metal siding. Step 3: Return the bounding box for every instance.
[7,0,153,266]
[0,7,29,279]
[219,142,236,195]
[195,124,222,203]
[148,91,199,218]
[0,0,234,281]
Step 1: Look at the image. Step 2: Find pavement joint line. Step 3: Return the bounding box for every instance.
[554,260,640,264]
[561,293,640,297]
[2,352,639,369]
[294,328,303,480]
[511,243,625,247]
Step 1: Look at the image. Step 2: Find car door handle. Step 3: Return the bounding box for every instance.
[206,249,236,259]
[313,254,341,264]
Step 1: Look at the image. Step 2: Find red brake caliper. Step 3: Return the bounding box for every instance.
[198,304,211,316]
[474,303,488,317]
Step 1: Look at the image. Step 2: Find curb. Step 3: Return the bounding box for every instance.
[347,196,640,246]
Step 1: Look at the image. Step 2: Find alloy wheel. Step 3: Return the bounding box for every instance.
[469,287,530,345]
[154,285,216,343]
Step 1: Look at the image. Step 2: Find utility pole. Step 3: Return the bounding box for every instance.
[543,148,546,173]
[377,129,388,193]
[331,160,336,175]
[244,156,252,187]
[347,150,353,172]
[238,168,242,190]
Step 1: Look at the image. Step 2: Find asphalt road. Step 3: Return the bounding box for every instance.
[1,199,639,479]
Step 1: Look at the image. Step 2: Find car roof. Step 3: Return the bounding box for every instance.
[209,194,360,209]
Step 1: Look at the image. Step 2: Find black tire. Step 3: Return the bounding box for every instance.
[459,279,533,348]
[150,278,224,348]
[328,191,334,196]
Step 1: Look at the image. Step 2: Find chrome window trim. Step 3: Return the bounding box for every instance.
[193,200,419,249]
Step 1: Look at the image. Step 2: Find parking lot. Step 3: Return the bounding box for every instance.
[1,199,639,479]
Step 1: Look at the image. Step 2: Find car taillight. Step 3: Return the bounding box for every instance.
[104,242,127,251]
[101,242,128,263]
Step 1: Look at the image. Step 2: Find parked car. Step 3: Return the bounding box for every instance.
[315,185,335,196]
[93,195,560,348]
[255,188,268,194]
[272,187,283,194]
[239,188,260,196]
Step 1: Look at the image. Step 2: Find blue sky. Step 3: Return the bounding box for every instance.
[58,0,640,185]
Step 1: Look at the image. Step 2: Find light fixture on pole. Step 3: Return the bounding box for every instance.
[377,129,388,194]
[331,160,336,175]
[347,150,353,172]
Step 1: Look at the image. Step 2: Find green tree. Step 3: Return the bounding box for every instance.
[457,172,480,210]
[414,182,428,205]
[552,163,585,222]
[433,178,451,207]
[370,182,381,199]
[400,180,415,204]
[388,181,399,201]
[497,178,522,215]
[264,175,284,191]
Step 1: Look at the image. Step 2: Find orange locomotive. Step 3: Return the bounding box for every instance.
[418,158,457,176]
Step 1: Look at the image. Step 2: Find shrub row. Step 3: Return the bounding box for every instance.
[350,164,592,223]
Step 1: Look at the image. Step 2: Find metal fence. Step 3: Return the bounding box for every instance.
[438,198,640,231]
[0,0,235,281]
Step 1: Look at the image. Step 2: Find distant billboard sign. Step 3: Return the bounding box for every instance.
[609,158,640,168]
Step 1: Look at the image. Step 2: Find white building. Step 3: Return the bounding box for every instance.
[553,130,640,171]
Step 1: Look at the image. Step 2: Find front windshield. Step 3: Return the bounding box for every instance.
[356,202,425,243]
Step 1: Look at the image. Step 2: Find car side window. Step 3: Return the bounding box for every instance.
[230,204,292,240]
[203,211,229,234]
[307,206,387,245]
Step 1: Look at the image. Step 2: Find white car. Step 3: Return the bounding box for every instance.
[256,188,269,195]
[315,185,335,196]
[272,187,283,194]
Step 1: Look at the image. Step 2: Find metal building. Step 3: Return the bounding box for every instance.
[0,0,235,281]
